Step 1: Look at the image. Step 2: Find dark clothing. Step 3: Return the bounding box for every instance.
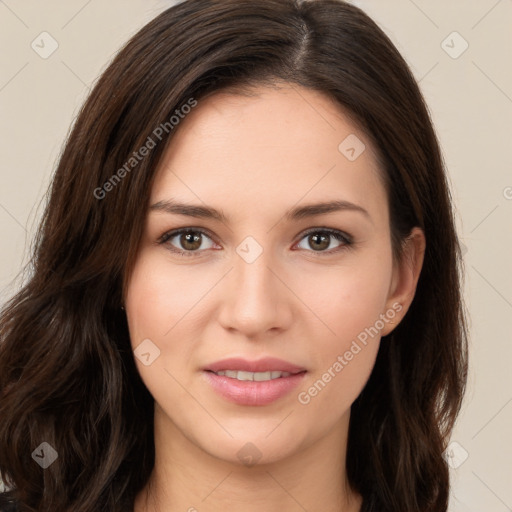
[0,493,18,512]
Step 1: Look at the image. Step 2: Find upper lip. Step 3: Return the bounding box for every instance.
[204,357,307,374]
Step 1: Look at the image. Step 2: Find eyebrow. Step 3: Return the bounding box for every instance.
[149,198,372,223]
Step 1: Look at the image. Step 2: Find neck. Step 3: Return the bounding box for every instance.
[134,404,362,512]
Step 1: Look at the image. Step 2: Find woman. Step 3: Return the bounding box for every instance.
[0,0,468,511]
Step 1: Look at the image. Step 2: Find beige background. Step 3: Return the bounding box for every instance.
[1,1,511,510]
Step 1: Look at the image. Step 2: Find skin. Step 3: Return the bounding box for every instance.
[126,82,425,512]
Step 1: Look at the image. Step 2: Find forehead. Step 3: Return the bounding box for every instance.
[150,84,388,227]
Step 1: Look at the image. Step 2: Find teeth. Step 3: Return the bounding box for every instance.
[214,370,292,381]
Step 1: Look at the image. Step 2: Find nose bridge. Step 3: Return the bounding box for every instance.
[233,239,278,307]
[236,246,273,295]
[218,237,289,335]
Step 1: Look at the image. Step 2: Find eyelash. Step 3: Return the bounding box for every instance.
[157,227,353,258]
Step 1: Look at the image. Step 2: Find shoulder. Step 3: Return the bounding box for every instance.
[0,494,18,512]
[0,505,17,512]
[0,503,17,512]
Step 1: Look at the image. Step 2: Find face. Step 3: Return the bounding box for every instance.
[124,83,420,466]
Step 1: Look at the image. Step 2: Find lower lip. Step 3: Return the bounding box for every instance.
[202,370,307,406]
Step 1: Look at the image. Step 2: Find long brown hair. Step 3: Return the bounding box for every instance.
[0,1,468,510]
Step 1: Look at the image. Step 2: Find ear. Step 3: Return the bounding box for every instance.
[380,227,426,337]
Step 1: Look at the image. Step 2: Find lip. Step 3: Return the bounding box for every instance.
[202,357,307,406]
[204,357,306,374]
[202,370,307,406]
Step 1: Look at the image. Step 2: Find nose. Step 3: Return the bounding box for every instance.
[216,246,293,339]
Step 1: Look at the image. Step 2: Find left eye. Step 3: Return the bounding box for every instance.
[159,228,352,257]
[295,228,351,253]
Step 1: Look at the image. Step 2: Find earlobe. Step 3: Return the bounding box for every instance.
[381,227,426,337]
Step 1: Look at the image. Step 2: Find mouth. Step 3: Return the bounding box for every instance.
[202,357,307,406]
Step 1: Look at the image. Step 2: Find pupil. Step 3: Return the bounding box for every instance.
[182,232,201,250]
[310,233,329,251]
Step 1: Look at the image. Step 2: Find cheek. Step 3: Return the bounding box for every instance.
[124,250,207,410]
[294,254,391,410]
[296,284,383,418]
[301,253,392,344]
[125,249,198,342]
[124,249,203,379]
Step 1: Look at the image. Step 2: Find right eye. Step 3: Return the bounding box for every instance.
[158,228,217,257]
